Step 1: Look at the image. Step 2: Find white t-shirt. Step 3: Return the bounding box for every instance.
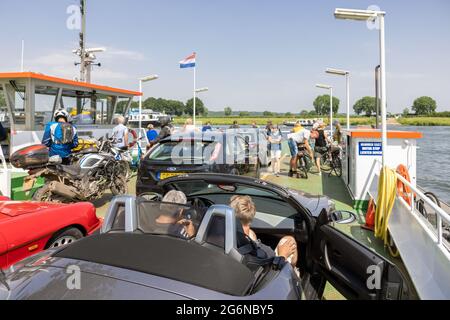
[288,129,311,144]
[112,124,128,148]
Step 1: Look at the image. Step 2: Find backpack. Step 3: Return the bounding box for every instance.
[51,122,75,144]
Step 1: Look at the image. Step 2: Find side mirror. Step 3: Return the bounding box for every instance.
[317,208,356,225]
[332,210,357,224]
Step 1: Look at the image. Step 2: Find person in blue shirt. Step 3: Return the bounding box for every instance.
[42,109,78,164]
[202,121,212,132]
[146,124,158,142]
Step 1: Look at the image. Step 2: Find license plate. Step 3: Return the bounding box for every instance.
[159,172,186,180]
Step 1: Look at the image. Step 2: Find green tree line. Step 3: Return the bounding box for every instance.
[116,97,208,116]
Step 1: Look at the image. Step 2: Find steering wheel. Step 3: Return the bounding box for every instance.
[190,197,214,211]
[140,192,163,202]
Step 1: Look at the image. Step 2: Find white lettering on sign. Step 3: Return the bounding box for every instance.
[358,142,382,156]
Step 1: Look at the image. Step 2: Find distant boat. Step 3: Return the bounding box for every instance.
[127,109,174,127]
[283,118,323,127]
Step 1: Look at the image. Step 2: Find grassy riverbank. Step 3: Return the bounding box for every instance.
[397,117,450,126]
[173,116,450,126]
[172,116,376,126]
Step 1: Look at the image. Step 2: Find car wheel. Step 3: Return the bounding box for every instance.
[46,227,83,249]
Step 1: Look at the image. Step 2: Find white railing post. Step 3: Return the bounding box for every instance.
[396,172,450,247]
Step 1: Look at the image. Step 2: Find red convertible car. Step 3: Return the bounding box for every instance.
[0,196,102,269]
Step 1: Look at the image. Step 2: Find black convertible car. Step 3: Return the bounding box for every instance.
[1,174,411,300]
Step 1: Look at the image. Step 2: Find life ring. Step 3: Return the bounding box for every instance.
[128,128,138,148]
[396,164,412,205]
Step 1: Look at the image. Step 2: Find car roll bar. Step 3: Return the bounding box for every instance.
[101,195,137,233]
[195,204,242,261]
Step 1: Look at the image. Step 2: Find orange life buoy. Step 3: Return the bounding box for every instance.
[396,164,412,205]
[128,128,138,148]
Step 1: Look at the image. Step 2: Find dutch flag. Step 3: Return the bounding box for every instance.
[179,52,196,69]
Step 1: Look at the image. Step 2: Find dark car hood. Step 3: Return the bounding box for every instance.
[286,188,332,217]
[159,173,331,217]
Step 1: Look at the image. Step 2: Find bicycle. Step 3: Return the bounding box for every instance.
[320,145,342,177]
[296,150,312,179]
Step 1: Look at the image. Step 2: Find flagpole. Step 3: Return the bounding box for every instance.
[193,63,196,127]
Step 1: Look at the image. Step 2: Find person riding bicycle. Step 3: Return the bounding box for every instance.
[42,109,78,165]
[312,121,329,176]
[148,116,173,149]
[287,126,313,177]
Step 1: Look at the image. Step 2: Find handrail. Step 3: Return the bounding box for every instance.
[396,173,450,247]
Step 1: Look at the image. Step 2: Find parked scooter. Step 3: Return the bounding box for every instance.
[10,144,128,203]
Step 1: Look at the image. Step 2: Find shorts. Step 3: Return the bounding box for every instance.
[270,150,282,159]
[314,146,328,159]
[288,139,298,157]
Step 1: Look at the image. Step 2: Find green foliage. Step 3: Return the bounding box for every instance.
[402,108,410,117]
[398,117,450,126]
[224,107,232,116]
[185,97,207,116]
[300,110,309,116]
[284,112,293,117]
[0,93,5,107]
[263,111,274,116]
[313,95,339,115]
[239,111,250,117]
[412,96,437,115]
[142,97,186,116]
[353,96,377,116]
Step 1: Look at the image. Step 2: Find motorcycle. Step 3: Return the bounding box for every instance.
[10,144,128,203]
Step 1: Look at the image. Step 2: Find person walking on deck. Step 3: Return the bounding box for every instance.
[312,121,329,176]
[268,125,282,176]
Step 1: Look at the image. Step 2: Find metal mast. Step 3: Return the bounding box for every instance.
[79,0,86,82]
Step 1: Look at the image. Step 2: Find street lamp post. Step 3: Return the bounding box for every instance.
[326,68,350,131]
[139,74,159,142]
[334,7,387,166]
[194,87,209,127]
[316,84,334,138]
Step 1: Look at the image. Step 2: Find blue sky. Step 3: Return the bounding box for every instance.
[0,0,449,113]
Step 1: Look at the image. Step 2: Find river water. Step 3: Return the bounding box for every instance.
[399,126,450,204]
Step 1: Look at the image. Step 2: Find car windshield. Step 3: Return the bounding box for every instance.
[137,201,203,239]
[148,140,220,163]
[170,181,280,199]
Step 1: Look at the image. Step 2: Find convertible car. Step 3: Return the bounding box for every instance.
[0,197,102,269]
[0,174,411,300]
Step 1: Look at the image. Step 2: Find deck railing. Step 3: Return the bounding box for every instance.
[396,172,450,248]
[363,159,450,299]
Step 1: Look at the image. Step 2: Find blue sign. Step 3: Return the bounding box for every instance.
[358,142,382,156]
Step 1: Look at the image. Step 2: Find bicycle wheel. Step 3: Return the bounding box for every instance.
[332,158,342,177]
[320,154,332,172]
[297,157,308,179]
